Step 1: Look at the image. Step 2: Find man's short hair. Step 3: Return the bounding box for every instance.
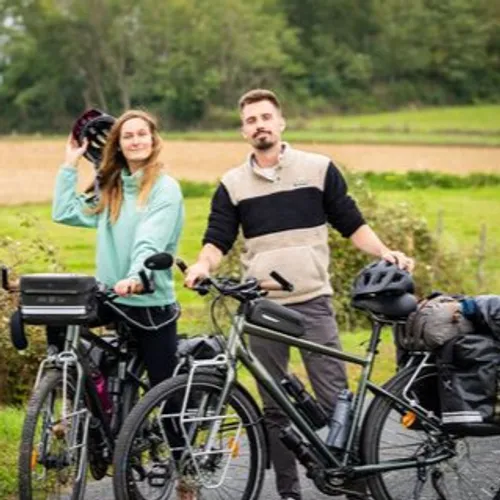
[238,89,282,112]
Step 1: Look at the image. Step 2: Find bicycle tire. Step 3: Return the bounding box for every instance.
[361,365,500,500]
[19,369,88,500]
[113,372,267,500]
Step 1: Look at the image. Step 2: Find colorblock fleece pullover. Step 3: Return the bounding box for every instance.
[52,165,184,306]
[203,144,365,304]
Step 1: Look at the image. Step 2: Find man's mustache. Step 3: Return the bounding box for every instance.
[253,129,271,139]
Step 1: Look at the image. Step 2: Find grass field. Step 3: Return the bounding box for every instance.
[136,104,500,146]
[291,104,500,133]
[3,104,500,146]
[163,130,500,146]
[378,187,500,292]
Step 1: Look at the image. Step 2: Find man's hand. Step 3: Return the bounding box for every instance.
[381,250,415,273]
[114,278,143,296]
[184,261,210,289]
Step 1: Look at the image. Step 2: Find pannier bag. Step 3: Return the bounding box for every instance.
[19,274,99,325]
[437,333,500,435]
[398,294,474,351]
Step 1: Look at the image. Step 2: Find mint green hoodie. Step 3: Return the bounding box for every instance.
[52,165,184,307]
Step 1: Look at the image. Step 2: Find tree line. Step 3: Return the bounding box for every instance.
[0,0,499,132]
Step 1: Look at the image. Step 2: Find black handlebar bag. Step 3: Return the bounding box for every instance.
[19,274,99,326]
[437,332,500,436]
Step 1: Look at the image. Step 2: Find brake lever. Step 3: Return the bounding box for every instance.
[138,269,154,294]
[193,277,212,296]
[175,258,188,274]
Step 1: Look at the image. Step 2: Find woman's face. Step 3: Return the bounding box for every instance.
[119,117,154,165]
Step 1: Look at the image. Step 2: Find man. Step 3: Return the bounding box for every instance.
[185,88,414,500]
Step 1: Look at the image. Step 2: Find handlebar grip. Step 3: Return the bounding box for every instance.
[175,258,188,274]
[269,271,294,292]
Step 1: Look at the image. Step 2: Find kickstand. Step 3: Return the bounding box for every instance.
[412,457,427,500]
[431,468,448,500]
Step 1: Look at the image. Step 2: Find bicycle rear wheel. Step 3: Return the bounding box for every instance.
[19,369,88,500]
[113,373,267,500]
[361,366,500,500]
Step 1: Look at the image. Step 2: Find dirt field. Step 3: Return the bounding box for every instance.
[1,139,500,205]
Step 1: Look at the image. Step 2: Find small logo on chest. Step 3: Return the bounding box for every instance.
[293,178,310,187]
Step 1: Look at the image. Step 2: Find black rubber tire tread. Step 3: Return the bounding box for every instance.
[18,369,88,500]
[113,372,267,500]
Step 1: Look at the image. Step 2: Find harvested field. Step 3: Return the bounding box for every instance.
[1,139,500,205]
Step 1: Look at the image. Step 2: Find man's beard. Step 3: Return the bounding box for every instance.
[253,134,275,151]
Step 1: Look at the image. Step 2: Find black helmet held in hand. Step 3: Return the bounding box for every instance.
[352,259,415,299]
[71,109,116,166]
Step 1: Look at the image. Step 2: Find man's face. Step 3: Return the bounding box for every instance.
[240,99,285,151]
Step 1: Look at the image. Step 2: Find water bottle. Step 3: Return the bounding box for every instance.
[281,374,328,429]
[92,370,113,420]
[325,389,353,449]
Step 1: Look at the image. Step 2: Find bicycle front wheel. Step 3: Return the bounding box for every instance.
[361,366,500,500]
[19,369,88,500]
[113,373,267,500]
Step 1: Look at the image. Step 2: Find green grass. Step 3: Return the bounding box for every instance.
[4,104,500,146]
[378,187,500,292]
[162,130,500,146]
[0,406,23,498]
[293,104,500,133]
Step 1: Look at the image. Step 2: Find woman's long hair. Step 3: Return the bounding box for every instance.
[87,110,163,223]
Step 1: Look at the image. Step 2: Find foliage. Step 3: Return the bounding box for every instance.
[0,214,66,405]
[218,169,468,330]
[1,0,499,130]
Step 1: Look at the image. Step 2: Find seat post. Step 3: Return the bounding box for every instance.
[367,318,385,355]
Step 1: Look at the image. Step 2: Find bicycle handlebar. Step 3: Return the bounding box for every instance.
[175,256,294,302]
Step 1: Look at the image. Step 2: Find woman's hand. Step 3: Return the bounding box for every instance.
[64,134,88,167]
[114,278,143,297]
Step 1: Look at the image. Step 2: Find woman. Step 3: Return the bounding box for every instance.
[52,109,184,388]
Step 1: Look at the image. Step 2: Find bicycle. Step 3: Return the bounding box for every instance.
[2,251,174,499]
[113,258,500,500]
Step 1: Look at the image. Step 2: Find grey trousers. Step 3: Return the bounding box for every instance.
[249,295,347,500]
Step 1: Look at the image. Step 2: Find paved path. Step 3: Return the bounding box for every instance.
[85,465,367,499]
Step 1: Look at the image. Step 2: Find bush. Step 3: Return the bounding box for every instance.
[218,169,469,331]
[0,215,65,406]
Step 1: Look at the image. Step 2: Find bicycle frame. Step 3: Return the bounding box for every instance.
[186,307,452,481]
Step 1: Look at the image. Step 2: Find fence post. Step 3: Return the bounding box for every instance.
[476,224,487,291]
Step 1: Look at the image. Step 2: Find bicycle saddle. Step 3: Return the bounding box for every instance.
[351,292,417,319]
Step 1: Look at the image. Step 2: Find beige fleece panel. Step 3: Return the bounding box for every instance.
[240,225,333,304]
[222,148,330,204]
